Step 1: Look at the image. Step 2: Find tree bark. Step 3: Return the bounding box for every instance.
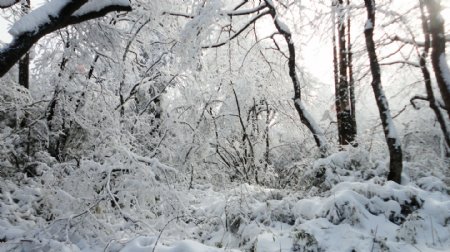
[332,0,342,145]
[18,0,30,89]
[363,0,403,183]
[333,0,357,146]
[347,0,357,144]
[337,0,353,145]
[18,53,29,89]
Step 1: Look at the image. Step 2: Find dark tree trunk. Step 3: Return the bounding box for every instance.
[337,0,352,145]
[347,0,357,144]
[363,0,403,183]
[424,0,450,120]
[18,0,30,89]
[333,0,357,146]
[18,53,29,89]
[332,1,342,145]
[264,100,270,172]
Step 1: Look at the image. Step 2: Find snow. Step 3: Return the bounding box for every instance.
[275,17,290,34]
[378,89,400,147]
[73,0,130,17]
[439,53,450,92]
[1,1,450,251]
[294,98,328,150]
[9,0,70,36]
[365,19,373,30]
[120,237,223,252]
[0,151,449,251]
[225,3,266,16]
[8,0,131,36]
[264,0,274,8]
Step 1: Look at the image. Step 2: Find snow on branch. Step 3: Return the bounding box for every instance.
[0,0,131,77]
[0,0,19,9]
[72,0,130,16]
[225,3,266,16]
[389,35,425,47]
[202,10,270,48]
[390,34,450,47]
[162,11,195,19]
[163,3,267,19]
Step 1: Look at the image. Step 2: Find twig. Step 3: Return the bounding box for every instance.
[152,215,184,252]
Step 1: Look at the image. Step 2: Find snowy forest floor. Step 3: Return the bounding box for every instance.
[1,151,450,252]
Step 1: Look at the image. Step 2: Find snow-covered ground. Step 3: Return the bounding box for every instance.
[0,151,449,251]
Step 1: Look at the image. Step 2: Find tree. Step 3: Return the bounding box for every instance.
[384,0,450,155]
[423,0,450,120]
[416,0,450,154]
[264,0,328,156]
[363,0,403,183]
[0,0,132,77]
[332,0,357,146]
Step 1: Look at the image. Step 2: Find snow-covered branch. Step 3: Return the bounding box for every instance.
[201,10,270,49]
[0,0,131,77]
[163,4,266,19]
[390,34,450,47]
[0,0,19,8]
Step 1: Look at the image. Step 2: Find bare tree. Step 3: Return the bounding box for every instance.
[417,0,450,154]
[423,0,450,120]
[332,0,357,146]
[363,0,403,183]
[264,0,328,156]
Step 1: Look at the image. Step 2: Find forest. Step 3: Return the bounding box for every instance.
[0,0,449,251]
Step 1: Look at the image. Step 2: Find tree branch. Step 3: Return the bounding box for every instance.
[0,0,131,77]
[201,10,270,49]
[410,95,447,110]
[390,34,450,47]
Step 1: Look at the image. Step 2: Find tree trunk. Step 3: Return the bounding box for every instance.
[18,0,30,89]
[347,0,357,145]
[332,0,342,145]
[363,0,403,183]
[333,0,357,146]
[18,53,29,89]
[424,0,450,120]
